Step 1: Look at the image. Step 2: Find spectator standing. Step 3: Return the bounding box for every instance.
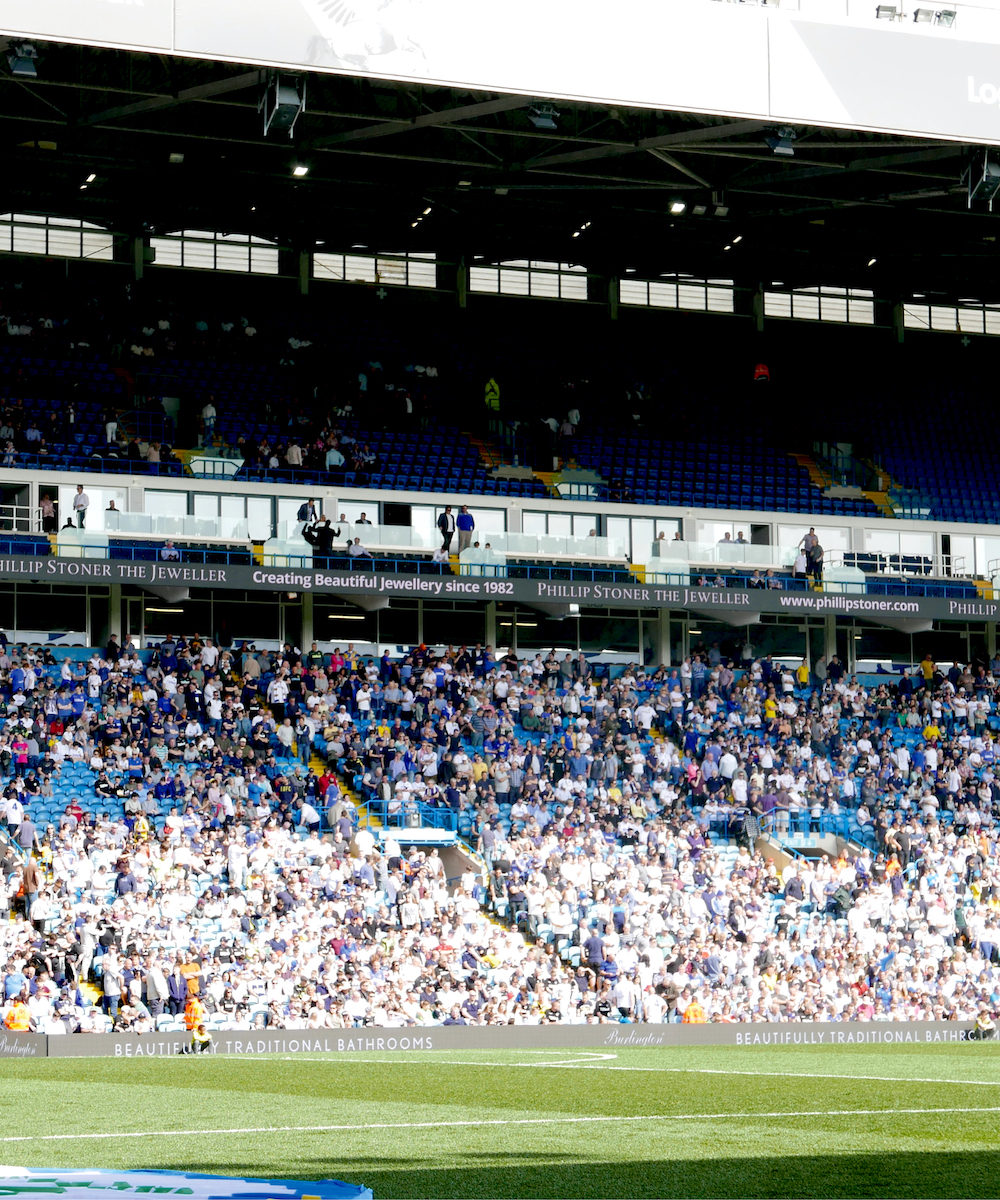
[457,506,475,553]
[201,398,217,445]
[438,506,456,553]
[72,485,89,529]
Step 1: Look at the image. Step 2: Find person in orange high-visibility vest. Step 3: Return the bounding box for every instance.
[184,995,207,1032]
[682,997,707,1024]
[4,996,32,1031]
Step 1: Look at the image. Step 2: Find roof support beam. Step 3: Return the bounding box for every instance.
[525,119,771,171]
[79,70,265,126]
[310,93,532,148]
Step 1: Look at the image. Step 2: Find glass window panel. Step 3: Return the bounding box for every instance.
[864,529,899,554]
[338,501,377,523]
[499,268,530,296]
[344,255,376,283]
[146,490,188,518]
[957,308,984,335]
[470,508,506,532]
[793,292,820,320]
[606,517,630,551]
[247,496,273,540]
[522,512,548,535]
[986,308,1000,336]
[314,253,346,281]
[220,496,246,519]
[81,231,114,261]
[218,232,249,242]
[183,240,215,270]
[559,273,588,300]
[529,271,560,298]
[677,284,706,311]
[0,223,11,252]
[376,257,406,285]
[470,266,499,293]
[193,493,220,519]
[250,247,279,275]
[764,292,792,318]
[647,281,677,308]
[573,514,597,536]
[618,280,648,305]
[821,295,848,323]
[848,299,874,325]
[930,305,957,331]
[408,256,436,287]
[215,243,250,272]
[47,227,80,257]
[151,237,183,267]
[655,518,683,540]
[631,518,655,557]
[547,513,572,537]
[903,304,930,329]
[410,505,435,542]
[12,224,46,255]
[899,532,933,555]
[706,286,734,313]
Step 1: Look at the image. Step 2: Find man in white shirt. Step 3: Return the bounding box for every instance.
[201,400,217,445]
[72,485,90,528]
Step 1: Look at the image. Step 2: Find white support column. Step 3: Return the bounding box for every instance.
[656,612,671,666]
[824,614,837,661]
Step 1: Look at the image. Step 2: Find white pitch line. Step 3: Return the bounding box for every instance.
[1,1107,999,1144]
[279,1053,618,1069]
[274,1057,1000,1088]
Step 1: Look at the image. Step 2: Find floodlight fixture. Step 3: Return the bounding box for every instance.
[528,105,560,130]
[292,164,310,177]
[670,201,687,214]
[6,43,37,78]
[966,152,1000,209]
[765,126,797,156]
[260,72,306,137]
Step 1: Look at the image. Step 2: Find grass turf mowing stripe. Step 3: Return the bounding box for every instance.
[3,1106,1000,1142]
[276,1056,1000,1087]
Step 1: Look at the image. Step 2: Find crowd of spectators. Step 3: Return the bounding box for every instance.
[0,634,998,1036]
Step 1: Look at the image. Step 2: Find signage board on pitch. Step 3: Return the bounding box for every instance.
[0,1169,371,1200]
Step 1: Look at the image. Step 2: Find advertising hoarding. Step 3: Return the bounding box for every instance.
[0,1,997,143]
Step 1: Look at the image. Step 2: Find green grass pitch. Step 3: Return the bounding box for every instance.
[1,1044,999,1198]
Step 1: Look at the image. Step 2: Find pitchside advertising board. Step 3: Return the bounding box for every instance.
[0,553,992,625]
[0,1169,372,1200]
[3,0,1000,143]
[0,1022,976,1057]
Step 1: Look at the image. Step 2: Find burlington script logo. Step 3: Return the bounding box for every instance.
[0,1033,38,1056]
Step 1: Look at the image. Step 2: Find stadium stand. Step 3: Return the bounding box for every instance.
[0,635,998,1032]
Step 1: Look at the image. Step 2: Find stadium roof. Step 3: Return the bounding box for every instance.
[1,39,997,301]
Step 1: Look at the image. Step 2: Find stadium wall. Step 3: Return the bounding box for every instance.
[0,1022,976,1058]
